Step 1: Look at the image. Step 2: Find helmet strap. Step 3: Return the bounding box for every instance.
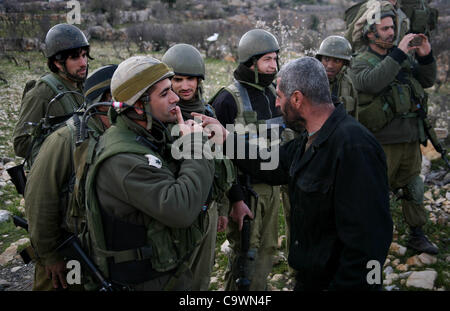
[253,58,259,85]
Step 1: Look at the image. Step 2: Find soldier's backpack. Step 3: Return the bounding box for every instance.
[400,0,438,36]
[22,74,83,166]
[344,0,438,38]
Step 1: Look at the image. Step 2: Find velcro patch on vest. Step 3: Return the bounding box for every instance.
[145,154,162,168]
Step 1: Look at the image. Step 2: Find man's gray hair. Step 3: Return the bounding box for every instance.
[278,57,332,105]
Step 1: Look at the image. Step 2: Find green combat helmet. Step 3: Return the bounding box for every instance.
[237,29,280,64]
[316,35,353,63]
[162,44,205,80]
[44,23,89,59]
[110,56,173,130]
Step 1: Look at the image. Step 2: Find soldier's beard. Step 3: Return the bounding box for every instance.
[372,33,395,50]
[61,64,88,83]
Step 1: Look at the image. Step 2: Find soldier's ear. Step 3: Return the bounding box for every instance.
[134,102,145,115]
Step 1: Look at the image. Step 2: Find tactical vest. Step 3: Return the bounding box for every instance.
[210,80,284,189]
[83,118,206,287]
[331,67,359,120]
[26,74,83,166]
[356,51,427,135]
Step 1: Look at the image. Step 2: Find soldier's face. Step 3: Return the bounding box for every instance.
[148,78,180,123]
[320,56,344,80]
[373,17,395,44]
[57,49,88,80]
[252,52,278,74]
[171,75,198,101]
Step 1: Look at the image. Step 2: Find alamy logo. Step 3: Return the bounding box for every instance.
[66,260,81,285]
[366,260,381,285]
[66,0,81,25]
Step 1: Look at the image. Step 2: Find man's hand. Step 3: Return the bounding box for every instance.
[398,33,419,54]
[175,106,203,136]
[413,34,431,57]
[45,261,68,289]
[191,112,230,145]
[217,216,229,232]
[229,200,254,231]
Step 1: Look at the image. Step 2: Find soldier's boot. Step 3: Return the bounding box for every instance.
[407,226,438,255]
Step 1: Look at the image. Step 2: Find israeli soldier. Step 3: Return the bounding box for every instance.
[350,10,438,254]
[316,35,359,119]
[211,29,282,291]
[345,0,409,53]
[13,23,90,165]
[83,56,215,290]
[24,65,117,291]
[162,44,234,290]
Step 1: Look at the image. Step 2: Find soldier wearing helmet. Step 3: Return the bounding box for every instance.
[350,7,438,255]
[13,23,91,163]
[25,64,117,291]
[210,29,283,291]
[82,56,214,290]
[316,35,358,119]
[163,44,234,291]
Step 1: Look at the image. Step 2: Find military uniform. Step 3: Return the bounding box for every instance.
[345,1,409,53]
[163,44,234,290]
[316,35,359,119]
[350,44,437,252]
[24,65,117,291]
[13,23,89,164]
[79,56,215,290]
[212,29,282,291]
[329,68,359,119]
[86,114,214,290]
[13,73,83,161]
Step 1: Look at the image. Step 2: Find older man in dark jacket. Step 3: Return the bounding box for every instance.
[194,57,393,291]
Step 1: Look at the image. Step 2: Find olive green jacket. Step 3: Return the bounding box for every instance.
[13,73,83,158]
[350,47,436,144]
[95,115,215,229]
[24,118,104,266]
[330,67,359,120]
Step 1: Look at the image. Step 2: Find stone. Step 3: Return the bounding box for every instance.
[271,274,284,282]
[0,210,11,223]
[396,264,408,272]
[277,235,286,249]
[383,258,391,267]
[406,270,437,290]
[392,259,400,267]
[384,266,394,275]
[398,271,413,279]
[386,273,399,281]
[0,244,18,266]
[10,266,22,273]
[389,242,407,256]
[220,240,231,255]
[210,277,218,284]
[406,255,424,267]
[417,253,437,265]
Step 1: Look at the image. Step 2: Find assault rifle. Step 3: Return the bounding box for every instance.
[416,104,450,170]
[11,216,115,291]
[235,175,258,291]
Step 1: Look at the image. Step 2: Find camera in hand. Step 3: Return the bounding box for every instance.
[409,36,423,47]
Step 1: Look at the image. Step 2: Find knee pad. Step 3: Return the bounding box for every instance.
[403,176,424,205]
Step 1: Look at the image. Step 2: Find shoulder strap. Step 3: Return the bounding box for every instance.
[41,74,80,115]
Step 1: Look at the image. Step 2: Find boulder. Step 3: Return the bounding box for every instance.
[406,270,437,290]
